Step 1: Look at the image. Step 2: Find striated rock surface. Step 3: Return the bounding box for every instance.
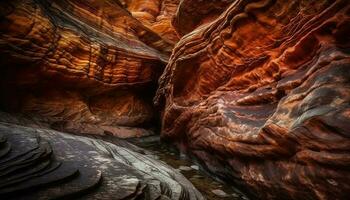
[156,0,350,199]
[123,0,180,44]
[173,0,234,36]
[0,0,177,137]
[0,112,204,200]
[2,0,350,199]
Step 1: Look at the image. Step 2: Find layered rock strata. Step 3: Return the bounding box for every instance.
[0,113,203,200]
[0,0,174,137]
[173,0,234,36]
[123,0,180,44]
[156,0,350,199]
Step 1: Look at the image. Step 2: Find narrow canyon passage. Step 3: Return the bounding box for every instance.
[0,0,349,200]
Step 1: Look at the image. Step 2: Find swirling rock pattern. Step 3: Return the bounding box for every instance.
[156,0,350,199]
[123,0,180,44]
[0,0,175,137]
[173,0,234,36]
[0,113,204,200]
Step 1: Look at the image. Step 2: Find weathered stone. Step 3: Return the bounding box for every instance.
[0,113,204,200]
[0,0,175,138]
[1,0,350,199]
[179,166,193,171]
[211,189,229,198]
[123,0,180,44]
[155,0,350,199]
[173,0,234,36]
[190,165,199,170]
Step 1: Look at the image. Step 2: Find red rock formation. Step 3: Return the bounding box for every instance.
[123,0,180,44]
[173,0,234,36]
[1,0,350,199]
[156,0,350,199]
[0,0,177,137]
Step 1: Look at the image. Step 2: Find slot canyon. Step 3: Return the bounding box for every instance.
[0,0,349,199]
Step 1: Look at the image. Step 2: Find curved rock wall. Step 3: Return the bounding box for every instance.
[156,0,350,199]
[0,0,177,137]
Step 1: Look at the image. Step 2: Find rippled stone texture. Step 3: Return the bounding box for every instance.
[173,0,234,36]
[0,0,175,137]
[156,0,350,199]
[0,113,204,200]
[123,0,180,44]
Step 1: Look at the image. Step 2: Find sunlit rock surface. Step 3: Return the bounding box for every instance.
[123,0,180,44]
[0,113,203,200]
[0,0,175,137]
[156,0,350,199]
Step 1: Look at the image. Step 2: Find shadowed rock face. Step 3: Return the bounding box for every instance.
[156,0,350,199]
[0,0,177,137]
[0,113,204,200]
[173,0,234,36]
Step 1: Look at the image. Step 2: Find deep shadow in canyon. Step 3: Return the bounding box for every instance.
[0,0,350,200]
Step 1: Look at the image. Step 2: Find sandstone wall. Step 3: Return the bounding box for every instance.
[155,0,350,199]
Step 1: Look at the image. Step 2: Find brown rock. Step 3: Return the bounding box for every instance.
[0,0,176,137]
[173,0,234,36]
[0,114,204,200]
[156,0,350,199]
[1,0,350,199]
[123,0,180,44]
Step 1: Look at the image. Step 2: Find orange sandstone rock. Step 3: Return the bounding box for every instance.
[0,0,174,137]
[123,0,180,44]
[156,0,350,199]
[1,0,350,199]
